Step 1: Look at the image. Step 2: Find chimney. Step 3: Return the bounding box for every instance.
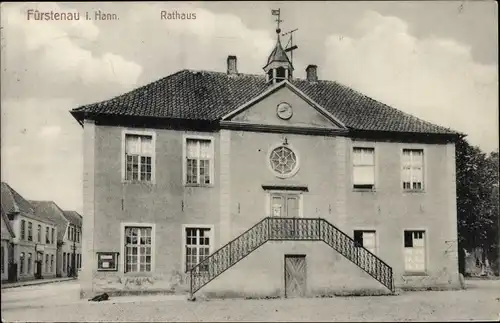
[306,65,318,82]
[227,55,238,75]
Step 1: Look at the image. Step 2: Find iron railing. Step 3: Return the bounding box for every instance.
[189,217,394,297]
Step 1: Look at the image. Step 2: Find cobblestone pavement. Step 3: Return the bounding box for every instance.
[1,280,499,322]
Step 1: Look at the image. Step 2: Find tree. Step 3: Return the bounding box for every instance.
[456,137,499,275]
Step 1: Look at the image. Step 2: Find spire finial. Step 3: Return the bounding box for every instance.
[271,9,282,36]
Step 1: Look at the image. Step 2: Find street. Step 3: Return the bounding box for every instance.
[1,280,499,322]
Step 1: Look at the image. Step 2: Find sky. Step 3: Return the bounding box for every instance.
[1,1,498,214]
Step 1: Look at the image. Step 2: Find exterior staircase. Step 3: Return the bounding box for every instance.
[188,217,394,298]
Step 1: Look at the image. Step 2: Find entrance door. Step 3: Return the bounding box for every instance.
[270,193,300,218]
[284,255,306,298]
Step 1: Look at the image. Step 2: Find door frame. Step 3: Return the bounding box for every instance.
[284,254,307,298]
[265,190,304,218]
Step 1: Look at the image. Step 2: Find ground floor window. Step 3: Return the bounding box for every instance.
[124,226,153,273]
[63,252,66,272]
[45,254,49,273]
[1,245,5,274]
[50,255,54,273]
[404,230,426,273]
[185,227,211,272]
[20,252,25,274]
[353,230,377,254]
[27,253,32,274]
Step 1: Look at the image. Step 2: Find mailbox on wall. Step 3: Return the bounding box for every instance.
[96,252,119,271]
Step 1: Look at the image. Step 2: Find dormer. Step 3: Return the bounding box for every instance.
[263,29,294,84]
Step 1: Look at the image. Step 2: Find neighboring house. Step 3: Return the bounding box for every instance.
[29,201,72,277]
[62,210,83,276]
[71,26,462,299]
[1,183,58,281]
[1,206,16,282]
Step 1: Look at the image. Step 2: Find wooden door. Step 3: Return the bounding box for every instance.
[284,255,306,298]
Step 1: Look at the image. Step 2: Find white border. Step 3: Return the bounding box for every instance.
[120,222,156,274]
[182,134,215,186]
[181,224,215,273]
[267,142,301,179]
[121,129,157,184]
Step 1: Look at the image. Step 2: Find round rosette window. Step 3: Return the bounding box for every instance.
[269,145,299,178]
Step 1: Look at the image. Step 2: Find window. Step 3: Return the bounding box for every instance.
[51,228,55,245]
[67,227,70,240]
[353,147,375,189]
[63,252,66,272]
[402,149,424,190]
[185,227,211,272]
[353,230,377,254]
[46,227,50,244]
[20,252,25,274]
[125,134,153,182]
[51,255,54,273]
[37,224,42,243]
[185,138,213,185]
[1,246,4,273]
[124,226,153,273]
[28,222,33,241]
[404,230,426,273]
[269,145,299,177]
[27,253,32,274]
[21,220,26,240]
[45,254,49,273]
[76,230,79,243]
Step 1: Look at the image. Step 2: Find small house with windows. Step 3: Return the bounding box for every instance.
[1,183,58,282]
[1,206,16,282]
[29,201,83,277]
[72,26,462,299]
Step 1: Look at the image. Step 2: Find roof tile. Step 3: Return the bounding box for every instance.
[71,70,458,135]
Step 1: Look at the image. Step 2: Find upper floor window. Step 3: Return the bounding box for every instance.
[67,226,71,240]
[28,222,33,241]
[51,228,55,245]
[402,149,424,191]
[353,147,375,189]
[185,138,214,186]
[21,220,26,240]
[124,133,154,182]
[37,224,42,243]
[45,226,50,244]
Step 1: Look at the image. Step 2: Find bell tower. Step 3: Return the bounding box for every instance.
[263,9,296,84]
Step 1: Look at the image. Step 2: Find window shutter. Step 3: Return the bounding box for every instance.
[140,136,153,155]
[125,135,141,154]
[199,140,211,159]
[353,166,375,185]
[186,139,198,158]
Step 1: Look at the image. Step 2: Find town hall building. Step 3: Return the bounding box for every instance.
[72,22,462,299]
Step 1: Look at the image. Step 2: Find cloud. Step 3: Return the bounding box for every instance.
[39,125,61,137]
[324,10,498,152]
[1,2,143,99]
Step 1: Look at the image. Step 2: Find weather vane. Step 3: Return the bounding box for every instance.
[271,8,282,33]
[271,8,299,66]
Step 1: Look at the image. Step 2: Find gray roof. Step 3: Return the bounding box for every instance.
[71,70,460,136]
[29,201,68,241]
[62,210,82,228]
